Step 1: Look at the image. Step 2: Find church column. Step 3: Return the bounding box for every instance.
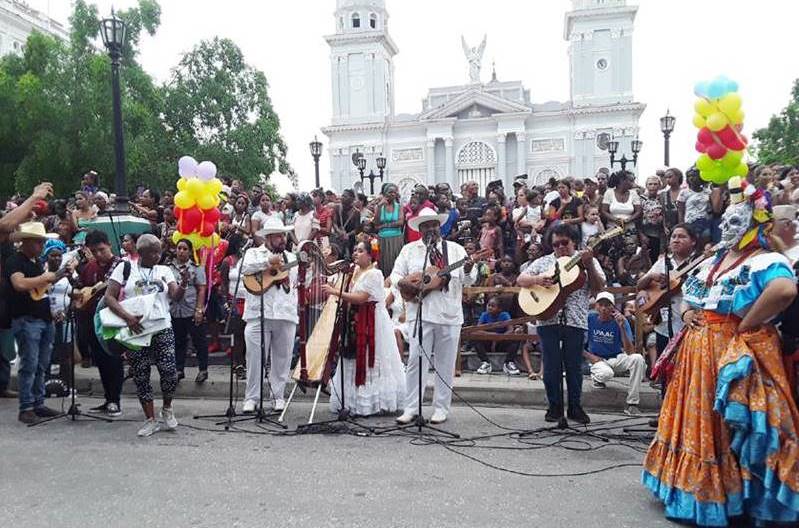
[516,132,527,176]
[426,138,436,185]
[496,133,507,188]
[445,137,455,189]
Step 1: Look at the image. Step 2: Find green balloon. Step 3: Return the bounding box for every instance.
[720,150,743,169]
[696,154,714,171]
[733,163,749,177]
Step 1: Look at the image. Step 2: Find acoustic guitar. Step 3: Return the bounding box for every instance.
[29,258,78,301]
[242,258,300,295]
[399,248,492,302]
[72,282,108,311]
[517,227,623,319]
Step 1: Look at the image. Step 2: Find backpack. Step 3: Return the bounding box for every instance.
[93,260,131,356]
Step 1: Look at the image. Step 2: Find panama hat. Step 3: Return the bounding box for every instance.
[773,205,797,221]
[255,215,293,237]
[407,207,450,232]
[11,222,58,242]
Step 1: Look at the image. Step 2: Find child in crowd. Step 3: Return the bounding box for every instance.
[580,205,605,249]
[474,296,520,375]
[479,205,503,264]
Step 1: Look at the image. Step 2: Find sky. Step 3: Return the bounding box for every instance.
[28,0,799,192]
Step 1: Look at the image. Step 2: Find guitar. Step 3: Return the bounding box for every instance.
[517,227,623,319]
[636,244,719,315]
[30,258,78,301]
[399,248,492,302]
[242,258,300,295]
[72,282,108,311]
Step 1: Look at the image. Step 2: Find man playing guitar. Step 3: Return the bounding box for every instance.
[391,207,478,425]
[516,223,605,424]
[240,216,297,413]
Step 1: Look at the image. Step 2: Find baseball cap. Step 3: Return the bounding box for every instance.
[595,291,615,305]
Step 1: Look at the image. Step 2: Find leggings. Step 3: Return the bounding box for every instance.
[128,328,177,403]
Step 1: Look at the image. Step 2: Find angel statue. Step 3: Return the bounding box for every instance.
[461,34,487,84]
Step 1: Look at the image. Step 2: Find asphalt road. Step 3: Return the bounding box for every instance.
[0,396,674,528]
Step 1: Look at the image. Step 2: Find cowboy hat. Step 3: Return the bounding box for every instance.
[773,205,797,222]
[11,221,58,242]
[255,215,293,237]
[408,206,450,232]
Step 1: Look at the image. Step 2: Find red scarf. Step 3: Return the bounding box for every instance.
[354,302,376,386]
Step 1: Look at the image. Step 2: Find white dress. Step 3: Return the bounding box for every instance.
[329,267,406,416]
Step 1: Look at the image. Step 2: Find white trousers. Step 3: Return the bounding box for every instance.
[404,322,460,415]
[590,353,646,405]
[244,318,296,404]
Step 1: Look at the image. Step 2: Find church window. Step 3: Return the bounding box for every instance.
[339,16,344,30]
[369,13,377,29]
[352,13,361,28]
[456,141,497,193]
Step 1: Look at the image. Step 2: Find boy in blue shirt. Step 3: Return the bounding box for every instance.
[474,296,520,375]
[584,291,645,416]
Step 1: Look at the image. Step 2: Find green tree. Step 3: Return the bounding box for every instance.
[753,78,799,165]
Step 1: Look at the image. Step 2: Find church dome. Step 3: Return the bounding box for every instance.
[335,0,389,33]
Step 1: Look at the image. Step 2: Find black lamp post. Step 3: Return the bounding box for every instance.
[351,151,385,196]
[608,137,642,172]
[100,10,128,213]
[309,136,322,189]
[660,109,676,167]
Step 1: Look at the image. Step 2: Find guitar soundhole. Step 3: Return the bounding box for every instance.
[528,290,539,302]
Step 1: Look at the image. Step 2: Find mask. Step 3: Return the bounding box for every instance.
[718,201,753,249]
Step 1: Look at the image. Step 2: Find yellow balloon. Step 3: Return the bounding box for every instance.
[693,114,706,129]
[186,177,204,198]
[176,178,188,192]
[211,233,221,246]
[202,181,217,197]
[197,193,215,210]
[210,179,223,196]
[731,110,745,125]
[694,98,715,117]
[174,191,195,209]
[718,93,742,116]
[171,230,182,244]
[706,112,728,132]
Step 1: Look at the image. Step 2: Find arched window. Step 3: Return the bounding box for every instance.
[352,13,361,28]
[369,13,377,29]
[456,141,497,193]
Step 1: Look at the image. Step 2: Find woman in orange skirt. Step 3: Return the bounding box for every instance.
[642,178,799,526]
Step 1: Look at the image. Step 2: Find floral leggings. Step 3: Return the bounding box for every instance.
[127,328,177,403]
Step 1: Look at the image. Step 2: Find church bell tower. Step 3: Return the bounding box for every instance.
[326,0,398,125]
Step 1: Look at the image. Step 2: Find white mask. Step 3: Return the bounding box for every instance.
[719,201,753,249]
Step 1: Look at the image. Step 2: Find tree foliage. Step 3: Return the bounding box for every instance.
[753,78,799,165]
[0,0,289,198]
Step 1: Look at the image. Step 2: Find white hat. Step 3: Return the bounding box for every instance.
[11,221,58,242]
[255,215,293,236]
[94,191,109,203]
[773,205,797,221]
[408,207,450,232]
[595,291,615,305]
[584,174,598,184]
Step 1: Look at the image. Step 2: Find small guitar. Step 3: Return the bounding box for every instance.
[30,258,78,301]
[242,258,300,295]
[399,248,492,302]
[72,282,108,311]
[517,227,623,319]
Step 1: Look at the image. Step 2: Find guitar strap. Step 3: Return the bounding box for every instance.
[280,250,291,293]
[441,241,450,292]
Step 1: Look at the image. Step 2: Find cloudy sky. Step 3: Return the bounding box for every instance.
[29,0,799,191]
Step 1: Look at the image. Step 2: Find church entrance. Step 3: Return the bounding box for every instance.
[456,141,496,194]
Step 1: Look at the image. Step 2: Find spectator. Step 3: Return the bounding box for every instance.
[584,291,644,416]
[479,205,503,261]
[120,233,139,263]
[437,193,459,240]
[677,168,711,246]
[580,205,605,249]
[226,194,252,238]
[251,193,281,234]
[601,170,642,266]
[640,175,666,264]
[547,179,583,226]
[375,183,404,277]
[70,191,97,230]
[292,193,318,245]
[659,167,683,235]
[403,194,423,243]
[312,188,333,247]
[81,171,99,194]
[331,189,359,255]
[596,168,609,198]
[583,174,601,209]
[93,191,110,215]
[474,296,520,375]
[169,238,209,383]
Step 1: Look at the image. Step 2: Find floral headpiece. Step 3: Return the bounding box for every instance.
[728,176,773,251]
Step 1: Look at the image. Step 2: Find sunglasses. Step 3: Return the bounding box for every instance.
[552,239,572,248]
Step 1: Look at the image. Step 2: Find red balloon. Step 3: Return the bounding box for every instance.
[707,143,727,160]
[695,141,707,154]
[213,238,229,260]
[717,126,745,150]
[200,221,215,237]
[697,127,715,146]
[182,206,202,232]
[203,207,221,223]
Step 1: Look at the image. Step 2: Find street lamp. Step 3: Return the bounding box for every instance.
[309,136,322,189]
[100,9,128,213]
[608,136,642,172]
[660,109,676,166]
[352,150,385,196]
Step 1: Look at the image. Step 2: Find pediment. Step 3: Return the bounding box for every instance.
[421,89,531,120]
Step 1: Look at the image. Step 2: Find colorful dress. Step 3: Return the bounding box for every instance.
[642,250,799,526]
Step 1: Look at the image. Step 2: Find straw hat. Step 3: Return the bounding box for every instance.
[11,221,58,242]
[407,207,450,232]
[255,215,293,237]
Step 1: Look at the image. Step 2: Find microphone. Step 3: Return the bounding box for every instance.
[423,230,436,246]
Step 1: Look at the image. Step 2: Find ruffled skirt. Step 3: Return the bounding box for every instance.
[642,313,799,526]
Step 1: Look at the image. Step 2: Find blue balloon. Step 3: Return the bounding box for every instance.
[694,81,709,97]
[726,79,739,93]
[707,80,725,99]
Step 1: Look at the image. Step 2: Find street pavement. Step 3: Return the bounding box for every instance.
[0,395,674,528]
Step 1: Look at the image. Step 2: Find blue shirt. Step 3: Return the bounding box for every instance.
[440,209,459,238]
[587,311,632,359]
[478,310,511,334]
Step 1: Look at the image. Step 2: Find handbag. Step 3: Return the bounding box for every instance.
[651,327,687,383]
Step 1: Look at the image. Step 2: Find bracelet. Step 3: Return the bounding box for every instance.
[681,309,695,322]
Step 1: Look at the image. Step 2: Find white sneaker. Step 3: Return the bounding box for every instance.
[476,361,492,374]
[396,410,417,424]
[273,399,286,412]
[137,419,160,437]
[242,400,256,413]
[106,402,122,418]
[160,407,178,430]
[503,361,521,376]
[430,409,448,424]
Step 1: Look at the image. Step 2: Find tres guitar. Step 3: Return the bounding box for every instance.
[636,245,719,315]
[517,227,623,319]
[30,258,78,301]
[72,282,108,311]
[242,258,300,295]
[399,248,492,302]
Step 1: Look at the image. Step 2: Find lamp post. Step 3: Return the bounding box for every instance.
[309,136,322,189]
[100,10,128,213]
[351,150,385,196]
[660,109,676,167]
[608,137,642,172]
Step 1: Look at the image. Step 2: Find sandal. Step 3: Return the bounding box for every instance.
[527,372,539,380]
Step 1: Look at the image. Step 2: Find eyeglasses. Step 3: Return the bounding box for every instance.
[551,239,572,248]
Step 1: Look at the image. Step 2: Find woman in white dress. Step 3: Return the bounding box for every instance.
[322,240,406,416]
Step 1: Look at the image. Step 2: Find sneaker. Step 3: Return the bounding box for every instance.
[591,379,606,389]
[106,402,122,418]
[503,361,520,375]
[476,361,492,374]
[567,405,591,425]
[137,419,161,437]
[273,399,286,412]
[18,410,40,424]
[624,404,642,417]
[395,410,417,424]
[195,370,208,383]
[160,407,178,430]
[34,406,62,418]
[429,409,448,424]
[545,405,563,423]
[242,400,256,414]
[88,402,109,414]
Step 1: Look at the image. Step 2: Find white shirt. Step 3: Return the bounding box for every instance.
[240,245,299,324]
[390,240,477,326]
[646,255,688,337]
[293,210,318,243]
[251,210,282,230]
[109,261,176,324]
[603,188,640,220]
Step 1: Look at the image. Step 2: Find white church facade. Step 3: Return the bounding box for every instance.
[322,0,645,198]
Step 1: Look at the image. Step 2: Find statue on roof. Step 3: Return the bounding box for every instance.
[461,34,487,84]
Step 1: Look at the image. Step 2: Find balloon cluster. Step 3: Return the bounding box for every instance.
[692,76,749,184]
[172,156,222,249]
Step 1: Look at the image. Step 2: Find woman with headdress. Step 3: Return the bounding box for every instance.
[642,176,799,526]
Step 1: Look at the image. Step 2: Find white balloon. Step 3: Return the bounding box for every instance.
[197,161,217,181]
[178,156,198,178]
